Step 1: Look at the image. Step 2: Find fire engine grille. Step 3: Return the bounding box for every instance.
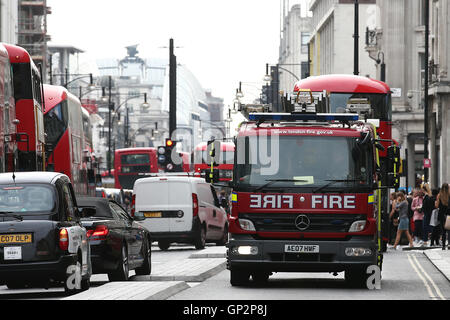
[238,213,366,233]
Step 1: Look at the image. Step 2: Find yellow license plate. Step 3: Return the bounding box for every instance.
[144,212,162,218]
[0,234,32,244]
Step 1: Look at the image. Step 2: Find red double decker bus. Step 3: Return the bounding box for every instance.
[114,148,159,190]
[43,84,96,196]
[193,141,235,181]
[3,43,45,171]
[293,74,393,250]
[0,44,16,173]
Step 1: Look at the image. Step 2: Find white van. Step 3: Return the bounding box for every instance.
[132,176,228,250]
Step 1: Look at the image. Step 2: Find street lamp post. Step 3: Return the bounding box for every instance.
[107,91,149,171]
[264,63,302,112]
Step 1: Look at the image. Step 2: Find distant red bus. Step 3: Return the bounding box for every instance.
[43,84,96,196]
[0,43,16,172]
[3,43,45,171]
[114,148,159,190]
[193,142,235,181]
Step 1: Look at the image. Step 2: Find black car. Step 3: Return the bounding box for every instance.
[77,197,151,281]
[0,172,93,293]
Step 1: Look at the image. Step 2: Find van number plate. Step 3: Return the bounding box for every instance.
[144,212,162,218]
[4,247,22,260]
[285,245,319,253]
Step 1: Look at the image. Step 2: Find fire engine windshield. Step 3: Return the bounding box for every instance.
[234,135,373,192]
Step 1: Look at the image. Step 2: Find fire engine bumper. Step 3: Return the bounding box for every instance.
[226,235,378,273]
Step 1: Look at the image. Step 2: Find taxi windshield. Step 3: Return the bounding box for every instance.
[234,134,373,192]
[0,184,56,213]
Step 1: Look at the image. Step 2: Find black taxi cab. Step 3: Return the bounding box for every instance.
[0,172,93,293]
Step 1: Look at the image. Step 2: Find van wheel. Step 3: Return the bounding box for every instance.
[194,225,206,250]
[108,244,129,281]
[158,241,171,251]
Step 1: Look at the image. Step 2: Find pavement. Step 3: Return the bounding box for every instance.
[391,243,450,282]
[64,246,227,300]
[423,248,450,282]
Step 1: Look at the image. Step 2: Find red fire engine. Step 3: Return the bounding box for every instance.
[218,94,399,288]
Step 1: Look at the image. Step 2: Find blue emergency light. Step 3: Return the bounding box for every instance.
[248,113,359,122]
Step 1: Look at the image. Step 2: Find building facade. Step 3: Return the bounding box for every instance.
[308,0,377,77]
[0,0,19,44]
[367,0,450,189]
[278,3,312,93]
[17,0,51,81]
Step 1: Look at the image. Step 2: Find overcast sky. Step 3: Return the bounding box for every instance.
[47,0,309,109]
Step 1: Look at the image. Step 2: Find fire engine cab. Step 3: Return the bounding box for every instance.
[216,91,400,288]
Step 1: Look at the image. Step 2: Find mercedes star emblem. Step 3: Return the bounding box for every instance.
[295,214,311,231]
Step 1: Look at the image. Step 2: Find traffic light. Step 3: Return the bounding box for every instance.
[387,145,401,189]
[157,139,183,172]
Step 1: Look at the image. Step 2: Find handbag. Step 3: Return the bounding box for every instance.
[445,215,450,231]
[430,209,439,227]
[393,218,399,227]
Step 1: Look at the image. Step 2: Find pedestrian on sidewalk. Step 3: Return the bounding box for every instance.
[435,183,450,250]
[393,192,414,250]
[422,184,433,244]
[412,188,425,245]
[389,192,399,245]
[430,188,441,246]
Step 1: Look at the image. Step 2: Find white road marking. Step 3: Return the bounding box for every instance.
[411,254,445,300]
[407,253,445,300]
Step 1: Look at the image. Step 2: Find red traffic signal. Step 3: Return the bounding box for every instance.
[166,139,174,147]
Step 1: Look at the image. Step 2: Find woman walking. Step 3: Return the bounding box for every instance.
[393,192,414,250]
[411,189,425,245]
[430,188,441,246]
[435,183,450,250]
[422,184,434,244]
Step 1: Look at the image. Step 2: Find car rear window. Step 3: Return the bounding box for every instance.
[0,184,56,213]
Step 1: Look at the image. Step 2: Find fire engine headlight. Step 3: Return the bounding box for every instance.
[238,219,256,232]
[231,246,259,255]
[348,220,366,233]
[345,248,373,257]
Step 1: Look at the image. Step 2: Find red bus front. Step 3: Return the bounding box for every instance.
[193,142,235,181]
[114,148,158,190]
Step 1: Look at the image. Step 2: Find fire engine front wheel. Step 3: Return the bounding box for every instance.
[230,269,250,287]
[345,267,370,288]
